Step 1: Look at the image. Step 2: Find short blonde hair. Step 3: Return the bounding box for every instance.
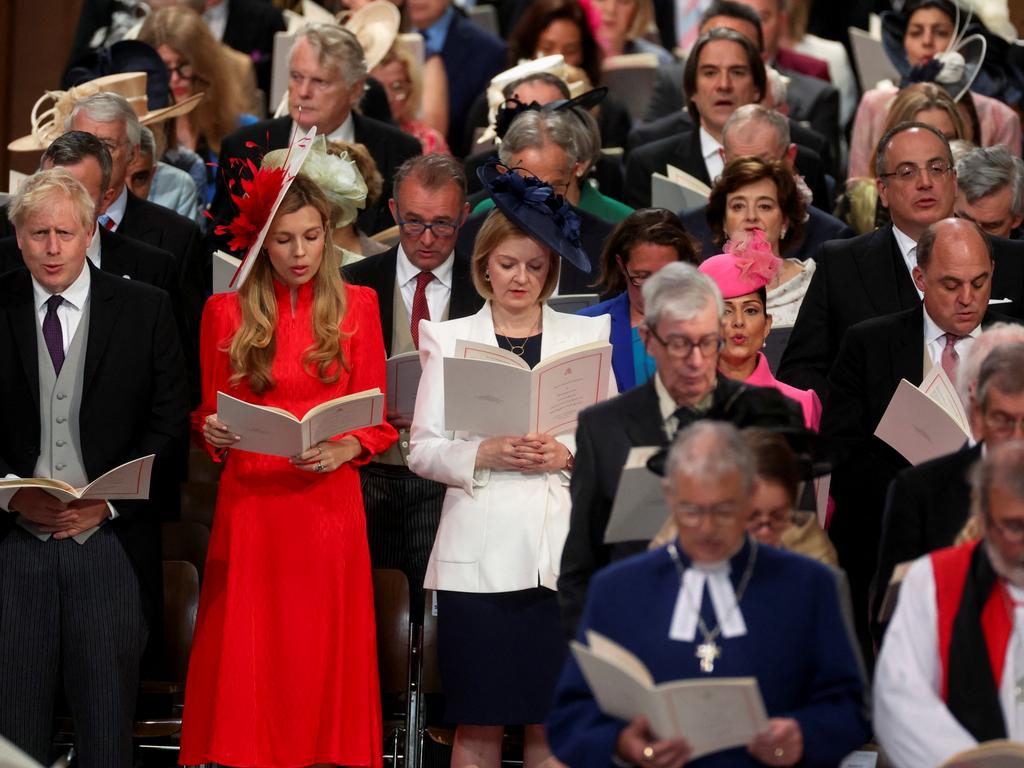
[471,209,560,302]
[9,168,95,231]
[626,0,655,41]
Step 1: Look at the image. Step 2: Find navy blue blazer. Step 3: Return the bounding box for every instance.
[440,11,507,157]
[548,540,871,767]
[579,291,634,392]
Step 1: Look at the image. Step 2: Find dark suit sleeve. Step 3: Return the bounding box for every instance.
[819,323,869,457]
[777,244,832,398]
[869,472,924,643]
[114,290,189,522]
[642,67,683,123]
[623,150,654,209]
[558,409,610,639]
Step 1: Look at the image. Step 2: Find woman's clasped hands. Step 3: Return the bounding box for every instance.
[476,432,571,473]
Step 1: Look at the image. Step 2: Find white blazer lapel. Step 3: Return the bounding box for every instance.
[540,302,577,359]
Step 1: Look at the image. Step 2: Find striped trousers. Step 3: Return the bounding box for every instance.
[361,463,445,622]
[0,524,147,768]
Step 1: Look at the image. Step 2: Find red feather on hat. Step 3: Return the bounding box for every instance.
[214,160,287,254]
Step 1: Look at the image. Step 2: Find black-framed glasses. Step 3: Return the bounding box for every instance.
[878,160,953,182]
[646,326,722,358]
[394,212,462,238]
[623,266,654,288]
[167,61,199,82]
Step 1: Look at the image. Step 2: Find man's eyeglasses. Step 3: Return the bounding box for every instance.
[878,160,953,183]
[646,326,722,358]
[675,502,741,528]
[395,213,461,239]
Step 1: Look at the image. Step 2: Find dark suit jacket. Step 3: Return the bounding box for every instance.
[209,114,422,240]
[438,10,507,158]
[870,441,980,642]
[0,265,189,624]
[557,375,804,637]
[638,60,839,174]
[680,202,854,263]
[0,205,12,240]
[455,205,612,295]
[778,225,1024,398]
[342,245,484,356]
[820,306,1013,650]
[623,127,831,212]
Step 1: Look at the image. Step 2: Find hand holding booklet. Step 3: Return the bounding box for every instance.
[0,455,155,503]
[571,630,769,760]
[941,740,1024,767]
[217,389,384,457]
[442,340,612,436]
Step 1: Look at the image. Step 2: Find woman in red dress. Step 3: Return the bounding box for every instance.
[179,173,397,767]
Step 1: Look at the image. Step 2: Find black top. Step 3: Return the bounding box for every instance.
[496,332,542,369]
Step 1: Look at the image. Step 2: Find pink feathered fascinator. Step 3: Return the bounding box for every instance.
[698,228,782,299]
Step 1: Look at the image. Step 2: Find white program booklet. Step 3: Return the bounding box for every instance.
[652,172,710,212]
[874,372,970,465]
[572,630,768,759]
[0,734,45,768]
[604,446,668,544]
[941,740,1024,767]
[0,455,155,503]
[212,250,242,294]
[386,351,422,418]
[217,388,384,457]
[442,340,612,436]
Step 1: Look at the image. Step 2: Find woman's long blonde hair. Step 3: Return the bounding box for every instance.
[228,175,350,394]
[139,6,249,153]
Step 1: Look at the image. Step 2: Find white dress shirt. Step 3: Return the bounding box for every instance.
[874,553,1024,766]
[101,185,129,232]
[203,0,229,41]
[396,244,454,323]
[922,306,979,372]
[699,126,724,184]
[891,225,923,299]
[86,225,101,269]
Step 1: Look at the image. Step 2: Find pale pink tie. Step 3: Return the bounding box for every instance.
[941,333,962,383]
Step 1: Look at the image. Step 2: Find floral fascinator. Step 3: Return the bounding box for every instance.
[262,136,367,229]
[698,228,781,299]
[477,159,591,274]
[214,126,318,288]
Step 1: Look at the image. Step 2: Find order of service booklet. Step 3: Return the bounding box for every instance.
[217,388,384,457]
[442,340,612,436]
[386,351,422,419]
[0,455,155,503]
[874,366,970,466]
[604,446,668,544]
[571,630,769,760]
[941,740,1024,767]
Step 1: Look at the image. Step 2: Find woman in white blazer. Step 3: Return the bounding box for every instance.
[408,163,614,768]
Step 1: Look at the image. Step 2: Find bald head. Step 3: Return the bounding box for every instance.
[913,218,994,337]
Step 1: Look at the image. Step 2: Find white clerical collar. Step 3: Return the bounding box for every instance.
[892,224,924,298]
[396,243,454,290]
[203,0,228,41]
[104,185,128,229]
[699,126,724,183]
[668,548,748,643]
[32,260,91,312]
[86,225,101,268]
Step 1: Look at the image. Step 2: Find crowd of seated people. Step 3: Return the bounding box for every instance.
[6,0,1024,765]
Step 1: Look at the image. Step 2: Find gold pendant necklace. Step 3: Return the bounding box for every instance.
[667,539,759,673]
[496,316,541,357]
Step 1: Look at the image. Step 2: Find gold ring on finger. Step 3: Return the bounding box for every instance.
[642,745,655,762]
[774,748,784,758]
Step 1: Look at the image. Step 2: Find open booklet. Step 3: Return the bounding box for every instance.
[0,455,155,503]
[213,251,241,294]
[875,367,971,466]
[604,446,668,544]
[652,164,712,212]
[386,351,422,419]
[217,389,384,457]
[941,740,1024,767]
[571,630,768,760]
[442,340,612,436]
[0,734,50,768]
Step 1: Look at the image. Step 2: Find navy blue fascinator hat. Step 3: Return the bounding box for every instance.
[477,159,591,274]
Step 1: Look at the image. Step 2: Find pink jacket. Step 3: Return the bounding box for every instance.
[744,352,822,431]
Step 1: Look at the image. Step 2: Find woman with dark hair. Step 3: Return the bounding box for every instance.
[181,171,397,767]
[580,209,699,392]
[705,157,810,331]
[699,228,821,431]
[847,0,1021,179]
[506,0,631,148]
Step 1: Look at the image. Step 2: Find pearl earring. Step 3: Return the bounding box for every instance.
[780,227,788,239]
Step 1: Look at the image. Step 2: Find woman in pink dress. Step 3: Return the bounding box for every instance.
[699,229,822,431]
[180,171,397,767]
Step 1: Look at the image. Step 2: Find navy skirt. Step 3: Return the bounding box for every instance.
[435,587,566,725]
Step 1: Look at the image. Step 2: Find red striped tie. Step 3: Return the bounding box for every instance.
[411,272,434,349]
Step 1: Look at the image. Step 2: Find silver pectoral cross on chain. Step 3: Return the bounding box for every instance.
[696,640,721,673]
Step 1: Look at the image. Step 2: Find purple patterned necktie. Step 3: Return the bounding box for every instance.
[42,295,65,374]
